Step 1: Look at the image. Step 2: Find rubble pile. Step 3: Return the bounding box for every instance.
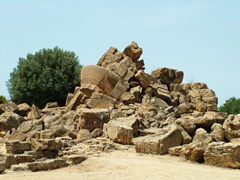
[0,41,240,173]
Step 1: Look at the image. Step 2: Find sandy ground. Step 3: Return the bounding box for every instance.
[1,145,240,180]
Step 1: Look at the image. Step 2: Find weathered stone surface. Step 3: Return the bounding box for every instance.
[17,120,33,134]
[86,92,116,109]
[27,104,41,120]
[15,154,33,164]
[130,86,142,102]
[151,68,183,84]
[81,65,127,99]
[63,155,87,165]
[184,142,204,162]
[0,161,5,173]
[97,46,123,68]
[0,154,17,169]
[40,129,54,139]
[16,103,31,117]
[103,120,133,145]
[168,145,186,157]
[11,164,29,171]
[210,123,224,142]
[31,139,61,151]
[123,41,142,62]
[51,124,70,137]
[26,159,67,171]
[196,100,207,112]
[175,103,192,115]
[204,142,240,168]
[116,116,140,135]
[65,93,74,106]
[223,114,240,141]
[0,112,19,130]
[176,116,196,134]
[66,89,87,110]
[80,83,100,98]
[44,102,58,109]
[79,108,110,131]
[142,94,169,110]
[135,70,151,88]
[0,101,18,113]
[194,112,228,130]
[120,92,135,105]
[151,83,171,103]
[134,124,183,154]
[77,129,92,139]
[7,130,27,141]
[5,140,31,154]
[91,128,102,138]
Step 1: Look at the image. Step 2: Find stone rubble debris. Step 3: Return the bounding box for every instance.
[0,41,240,174]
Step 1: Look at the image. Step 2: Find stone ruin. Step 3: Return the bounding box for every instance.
[1,41,240,173]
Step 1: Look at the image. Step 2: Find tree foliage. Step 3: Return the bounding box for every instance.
[219,96,240,115]
[7,46,83,108]
[0,95,6,104]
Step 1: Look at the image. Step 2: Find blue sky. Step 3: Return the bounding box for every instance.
[0,0,239,107]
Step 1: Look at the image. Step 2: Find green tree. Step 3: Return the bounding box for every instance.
[219,96,240,115]
[0,95,6,104]
[7,46,83,108]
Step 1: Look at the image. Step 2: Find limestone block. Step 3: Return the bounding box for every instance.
[65,93,74,106]
[66,89,87,110]
[116,116,140,135]
[196,100,207,112]
[151,83,171,103]
[120,92,135,105]
[204,142,240,169]
[176,116,196,134]
[26,159,67,171]
[134,124,183,154]
[135,69,151,88]
[168,145,186,157]
[223,114,240,141]
[11,164,29,171]
[86,92,116,109]
[91,128,103,138]
[210,123,224,141]
[123,41,142,61]
[103,120,133,144]
[17,120,33,133]
[77,129,92,139]
[0,112,19,130]
[79,108,110,131]
[130,86,142,102]
[0,101,18,113]
[16,103,31,117]
[63,155,87,165]
[0,162,5,173]
[7,130,27,141]
[97,46,123,68]
[5,140,31,154]
[151,67,183,84]
[184,142,204,162]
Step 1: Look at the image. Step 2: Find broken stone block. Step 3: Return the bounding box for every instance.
[176,116,196,134]
[65,93,74,106]
[151,67,183,84]
[27,104,41,120]
[79,108,110,131]
[63,155,87,165]
[151,83,171,103]
[223,114,240,141]
[0,112,19,130]
[77,129,92,139]
[26,159,67,171]
[7,130,27,141]
[184,142,204,162]
[5,140,31,154]
[168,145,186,157]
[91,128,103,138]
[210,123,224,142]
[0,162,5,173]
[120,92,135,105]
[135,69,151,88]
[196,100,207,112]
[40,129,54,139]
[204,142,240,169]
[11,164,29,171]
[103,120,133,145]
[16,103,31,117]
[0,101,18,113]
[130,86,142,102]
[123,41,142,62]
[134,124,183,154]
[15,154,33,164]
[86,92,116,109]
[0,154,17,169]
[116,116,140,135]
[97,46,123,68]
[66,89,87,110]
[80,83,100,98]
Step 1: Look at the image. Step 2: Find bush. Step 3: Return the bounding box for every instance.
[219,96,240,115]
[7,46,83,108]
[0,95,6,104]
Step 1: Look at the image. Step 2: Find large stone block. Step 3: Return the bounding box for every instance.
[103,120,133,144]
[134,124,183,154]
[0,112,19,130]
[223,114,240,141]
[26,159,67,171]
[86,92,116,109]
[123,41,142,62]
[135,69,151,88]
[204,142,240,169]
[5,140,31,154]
[79,108,110,131]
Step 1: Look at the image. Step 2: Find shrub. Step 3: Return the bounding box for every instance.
[219,96,240,115]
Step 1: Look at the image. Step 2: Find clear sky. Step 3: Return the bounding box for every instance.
[0,0,239,107]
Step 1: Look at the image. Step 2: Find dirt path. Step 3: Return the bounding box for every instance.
[1,148,240,180]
